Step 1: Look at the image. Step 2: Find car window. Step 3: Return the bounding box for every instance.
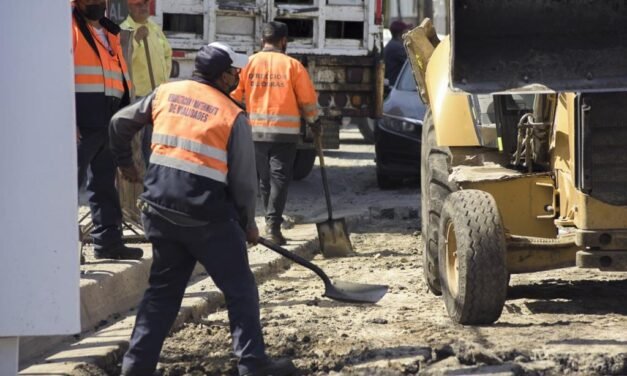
[396,62,417,92]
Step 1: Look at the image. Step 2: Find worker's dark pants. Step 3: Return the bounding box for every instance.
[77,127,123,250]
[254,142,297,231]
[121,213,267,376]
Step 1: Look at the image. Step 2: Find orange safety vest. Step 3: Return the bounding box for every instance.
[72,8,131,127]
[232,50,318,142]
[150,80,242,183]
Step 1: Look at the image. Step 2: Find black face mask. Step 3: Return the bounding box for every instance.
[226,75,240,94]
[82,3,106,21]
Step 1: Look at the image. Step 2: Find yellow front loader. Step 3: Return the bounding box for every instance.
[406,0,627,325]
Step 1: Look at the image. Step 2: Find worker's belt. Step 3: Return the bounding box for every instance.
[137,199,211,227]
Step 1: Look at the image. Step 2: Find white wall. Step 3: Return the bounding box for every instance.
[0,1,80,336]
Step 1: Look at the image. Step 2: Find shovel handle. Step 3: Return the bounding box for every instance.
[314,132,334,220]
[142,35,157,91]
[258,237,333,287]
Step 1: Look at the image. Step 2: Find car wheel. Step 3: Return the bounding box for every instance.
[356,117,375,143]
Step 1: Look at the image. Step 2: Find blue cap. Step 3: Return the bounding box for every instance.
[194,42,248,80]
[195,45,231,80]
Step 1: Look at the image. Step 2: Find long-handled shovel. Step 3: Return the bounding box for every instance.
[258,237,388,304]
[314,131,353,257]
[141,33,157,91]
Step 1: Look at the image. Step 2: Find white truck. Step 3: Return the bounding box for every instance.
[109,0,385,179]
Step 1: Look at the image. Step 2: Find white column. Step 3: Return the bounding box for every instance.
[0,337,19,376]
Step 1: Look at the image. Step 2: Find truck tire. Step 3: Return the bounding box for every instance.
[356,117,375,143]
[292,149,317,181]
[421,110,456,295]
[438,190,508,325]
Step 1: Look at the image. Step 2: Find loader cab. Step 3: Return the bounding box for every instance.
[468,94,533,142]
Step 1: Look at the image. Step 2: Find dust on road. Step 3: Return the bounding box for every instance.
[155,220,627,376]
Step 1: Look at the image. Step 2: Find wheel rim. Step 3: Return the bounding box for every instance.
[444,221,459,296]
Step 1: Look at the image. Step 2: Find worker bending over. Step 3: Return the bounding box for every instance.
[109,42,296,376]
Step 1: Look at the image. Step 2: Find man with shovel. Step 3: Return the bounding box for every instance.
[232,21,320,246]
[120,0,172,164]
[109,42,297,376]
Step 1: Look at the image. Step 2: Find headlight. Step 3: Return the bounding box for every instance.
[379,115,421,135]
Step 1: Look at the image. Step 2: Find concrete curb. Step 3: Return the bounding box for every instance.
[19,246,207,364]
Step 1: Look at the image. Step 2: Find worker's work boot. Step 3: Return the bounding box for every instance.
[266,227,287,246]
[94,244,143,260]
[242,358,298,376]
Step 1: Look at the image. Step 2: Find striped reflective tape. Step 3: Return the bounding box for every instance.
[75,83,105,93]
[75,65,125,81]
[151,133,227,163]
[150,153,227,183]
[251,125,300,134]
[249,113,301,123]
[301,103,318,113]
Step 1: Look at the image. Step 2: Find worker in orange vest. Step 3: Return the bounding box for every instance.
[72,0,143,260]
[232,21,320,246]
[109,42,297,376]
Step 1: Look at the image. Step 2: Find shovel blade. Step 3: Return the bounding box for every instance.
[324,280,388,304]
[317,218,353,258]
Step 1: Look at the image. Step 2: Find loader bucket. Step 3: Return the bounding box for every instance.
[450,0,627,94]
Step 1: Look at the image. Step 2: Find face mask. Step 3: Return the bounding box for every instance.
[83,3,106,21]
[226,75,240,93]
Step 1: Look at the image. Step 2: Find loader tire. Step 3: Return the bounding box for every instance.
[420,110,455,295]
[438,190,508,325]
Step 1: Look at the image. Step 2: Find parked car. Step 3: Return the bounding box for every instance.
[374,60,425,188]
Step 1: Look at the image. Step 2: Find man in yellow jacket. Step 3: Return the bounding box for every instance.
[121,0,171,95]
[232,21,319,245]
[121,0,172,163]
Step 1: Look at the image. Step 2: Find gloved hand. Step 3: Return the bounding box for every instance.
[119,165,141,183]
[308,119,322,136]
[246,225,259,245]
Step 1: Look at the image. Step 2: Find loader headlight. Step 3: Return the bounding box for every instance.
[379,115,421,137]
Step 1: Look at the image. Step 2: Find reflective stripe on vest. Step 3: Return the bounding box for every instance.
[149,153,227,183]
[300,103,318,123]
[248,113,301,135]
[150,80,242,184]
[151,133,228,163]
[73,17,131,99]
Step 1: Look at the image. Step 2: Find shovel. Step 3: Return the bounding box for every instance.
[258,237,388,304]
[141,33,157,91]
[314,131,353,257]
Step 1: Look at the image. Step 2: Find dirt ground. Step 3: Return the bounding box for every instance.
[78,126,625,375]
[153,219,627,376]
